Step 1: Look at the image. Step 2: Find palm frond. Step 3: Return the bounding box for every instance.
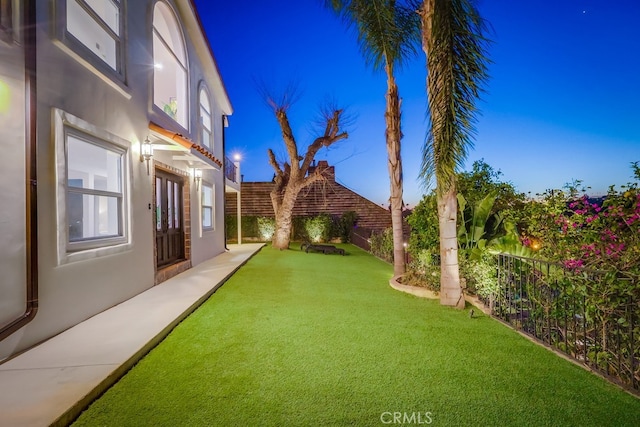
[325,0,420,72]
[420,0,492,194]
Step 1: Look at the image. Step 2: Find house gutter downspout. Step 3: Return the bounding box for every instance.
[0,0,39,342]
[222,115,227,250]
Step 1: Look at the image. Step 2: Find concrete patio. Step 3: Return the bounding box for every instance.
[0,243,264,427]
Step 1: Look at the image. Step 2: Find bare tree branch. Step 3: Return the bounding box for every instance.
[265,95,351,249]
[254,78,303,112]
[275,109,300,177]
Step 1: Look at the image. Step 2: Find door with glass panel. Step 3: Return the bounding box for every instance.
[155,170,184,267]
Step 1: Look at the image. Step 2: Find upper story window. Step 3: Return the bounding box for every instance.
[153,2,188,129]
[63,0,123,73]
[199,87,212,149]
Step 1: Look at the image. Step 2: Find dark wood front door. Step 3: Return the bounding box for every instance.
[155,170,184,268]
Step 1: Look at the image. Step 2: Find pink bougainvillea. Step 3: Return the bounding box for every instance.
[516,181,639,278]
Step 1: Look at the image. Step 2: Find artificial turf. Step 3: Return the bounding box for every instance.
[73,244,640,426]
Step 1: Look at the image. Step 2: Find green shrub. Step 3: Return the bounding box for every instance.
[459,254,499,305]
[403,248,441,291]
[225,215,237,239]
[369,228,394,263]
[257,217,276,241]
[338,211,358,243]
[227,212,350,243]
[225,215,260,240]
[407,194,439,255]
[303,213,333,242]
[243,216,260,238]
[291,216,307,241]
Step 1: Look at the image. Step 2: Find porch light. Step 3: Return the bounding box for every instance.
[140,137,153,175]
[193,168,202,191]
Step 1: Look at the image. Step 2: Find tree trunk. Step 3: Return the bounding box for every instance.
[438,185,464,308]
[385,69,405,276]
[271,185,299,250]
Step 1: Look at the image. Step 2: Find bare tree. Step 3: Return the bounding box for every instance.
[266,98,349,249]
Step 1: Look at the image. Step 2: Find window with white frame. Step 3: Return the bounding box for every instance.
[66,129,126,249]
[61,0,123,74]
[53,108,132,265]
[202,183,214,230]
[199,87,212,149]
[54,109,131,264]
[153,2,188,129]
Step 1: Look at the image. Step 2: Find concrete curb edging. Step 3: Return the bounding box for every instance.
[389,275,491,315]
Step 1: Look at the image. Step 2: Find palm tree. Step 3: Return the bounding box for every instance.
[418,0,491,308]
[325,0,420,276]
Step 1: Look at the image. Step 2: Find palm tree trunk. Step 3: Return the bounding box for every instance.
[385,68,406,276]
[438,185,464,308]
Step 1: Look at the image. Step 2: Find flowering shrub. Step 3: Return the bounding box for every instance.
[516,176,639,283]
[508,168,640,388]
[558,190,639,276]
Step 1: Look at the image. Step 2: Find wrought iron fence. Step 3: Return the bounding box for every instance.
[494,254,639,393]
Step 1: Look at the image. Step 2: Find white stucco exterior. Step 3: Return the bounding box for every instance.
[0,0,233,360]
[0,4,27,351]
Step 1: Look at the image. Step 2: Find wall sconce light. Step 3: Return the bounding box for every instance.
[193,168,202,191]
[140,137,153,175]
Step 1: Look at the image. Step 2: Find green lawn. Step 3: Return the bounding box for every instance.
[73,244,640,426]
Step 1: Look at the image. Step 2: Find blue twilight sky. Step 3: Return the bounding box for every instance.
[193,0,640,207]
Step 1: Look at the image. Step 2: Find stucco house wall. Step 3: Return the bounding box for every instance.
[0,2,28,348]
[0,0,232,360]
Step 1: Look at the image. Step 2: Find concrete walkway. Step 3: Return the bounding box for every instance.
[0,243,264,427]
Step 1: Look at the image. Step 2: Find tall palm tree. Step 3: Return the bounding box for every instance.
[325,0,420,276]
[418,0,491,308]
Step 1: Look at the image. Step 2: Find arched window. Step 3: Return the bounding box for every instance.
[199,87,212,149]
[153,2,188,128]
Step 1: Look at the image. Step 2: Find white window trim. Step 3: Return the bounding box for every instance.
[53,0,130,98]
[201,181,214,233]
[54,108,132,265]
